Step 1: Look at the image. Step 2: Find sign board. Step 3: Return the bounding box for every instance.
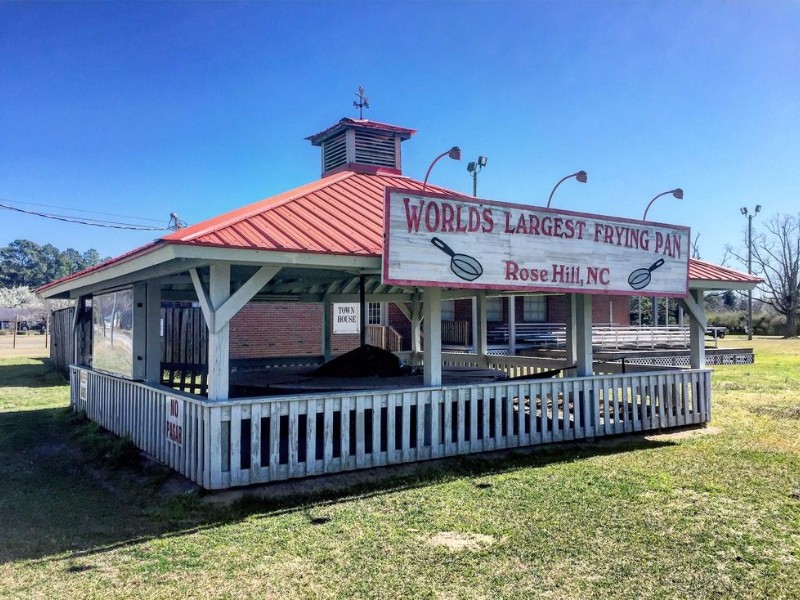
[79,370,88,402]
[165,396,184,448]
[383,189,690,297]
[333,303,360,334]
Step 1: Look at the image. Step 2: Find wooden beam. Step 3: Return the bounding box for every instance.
[476,290,488,357]
[680,289,706,369]
[508,296,516,355]
[174,244,381,271]
[207,264,231,401]
[145,283,162,383]
[423,287,442,386]
[564,293,577,365]
[575,294,593,377]
[214,266,280,332]
[189,268,215,333]
[341,277,360,294]
[393,301,411,321]
[327,292,413,303]
[676,291,707,329]
[410,292,422,363]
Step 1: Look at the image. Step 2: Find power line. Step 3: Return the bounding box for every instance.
[0,198,165,224]
[0,202,166,231]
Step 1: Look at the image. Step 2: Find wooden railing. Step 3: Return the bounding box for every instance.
[365,325,402,352]
[442,320,470,345]
[71,362,711,490]
[488,323,700,350]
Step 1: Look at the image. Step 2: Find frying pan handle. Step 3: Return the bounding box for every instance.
[431,237,456,257]
[649,258,665,271]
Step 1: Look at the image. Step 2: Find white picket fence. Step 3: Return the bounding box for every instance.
[70,357,710,490]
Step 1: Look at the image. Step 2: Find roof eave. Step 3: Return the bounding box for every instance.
[689,279,761,291]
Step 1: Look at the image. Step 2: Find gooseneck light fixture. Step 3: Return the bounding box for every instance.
[642,188,683,221]
[422,146,461,190]
[546,170,588,208]
[466,156,488,197]
[741,204,762,340]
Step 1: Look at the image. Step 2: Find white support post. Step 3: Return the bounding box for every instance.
[422,287,442,386]
[145,282,162,384]
[410,291,422,364]
[679,289,707,369]
[471,297,478,354]
[71,295,84,366]
[508,296,516,356]
[575,294,593,377]
[652,295,658,327]
[475,291,488,359]
[565,293,578,366]
[207,264,231,401]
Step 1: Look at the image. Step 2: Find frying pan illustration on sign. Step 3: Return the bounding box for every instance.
[628,258,665,290]
[430,237,484,282]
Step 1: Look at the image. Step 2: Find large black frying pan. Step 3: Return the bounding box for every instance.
[431,237,484,282]
[628,258,665,290]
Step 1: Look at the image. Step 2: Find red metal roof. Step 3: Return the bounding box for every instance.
[688,258,763,284]
[161,170,458,256]
[40,169,761,294]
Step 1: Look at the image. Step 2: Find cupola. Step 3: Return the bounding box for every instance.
[306,118,416,177]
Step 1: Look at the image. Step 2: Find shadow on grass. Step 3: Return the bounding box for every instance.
[0,401,679,567]
[0,357,66,388]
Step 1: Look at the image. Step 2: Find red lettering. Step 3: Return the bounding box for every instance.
[505,260,519,280]
[403,198,424,233]
[441,202,455,232]
[482,209,494,233]
[655,231,664,254]
[515,213,528,234]
[424,201,440,231]
[468,207,481,232]
[586,267,611,285]
[455,206,468,232]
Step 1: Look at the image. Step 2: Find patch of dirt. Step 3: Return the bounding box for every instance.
[750,405,800,420]
[425,531,497,552]
[645,426,722,441]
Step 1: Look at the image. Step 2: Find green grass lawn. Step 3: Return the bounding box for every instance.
[1,340,798,599]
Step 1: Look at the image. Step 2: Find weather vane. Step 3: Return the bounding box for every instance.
[353,85,369,119]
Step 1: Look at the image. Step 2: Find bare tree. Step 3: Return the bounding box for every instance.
[749,214,800,337]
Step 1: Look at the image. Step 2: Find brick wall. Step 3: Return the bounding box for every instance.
[229,294,632,359]
[546,295,630,325]
[229,303,323,359]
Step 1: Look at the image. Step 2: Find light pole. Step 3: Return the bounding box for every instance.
[642,188,683,221]
[741,204,761,340]
[422,146,461,190]
[642,188,683,329]
[546,170,587,208]
[467,156,487,197]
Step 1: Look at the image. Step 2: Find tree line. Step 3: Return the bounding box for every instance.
[0,239,105,289]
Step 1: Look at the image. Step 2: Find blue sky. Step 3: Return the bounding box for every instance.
[1,1,798,265]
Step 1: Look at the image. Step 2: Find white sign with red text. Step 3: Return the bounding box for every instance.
[79,370,88,402]
[383,189,690,297]
[166,396,184,448]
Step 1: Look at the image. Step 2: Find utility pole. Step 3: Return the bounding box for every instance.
[741,205,761,341]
